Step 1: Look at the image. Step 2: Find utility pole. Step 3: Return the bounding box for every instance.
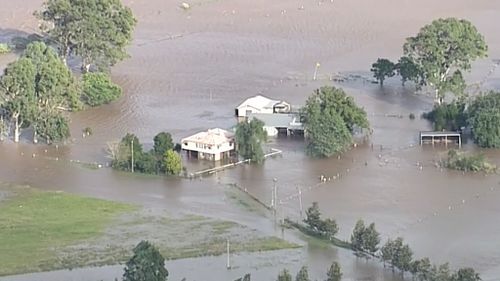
[131,139,134,173]
[226,239,231,269]
[273,178,278,220]
[297,185,303,219]
[313,62,321,81]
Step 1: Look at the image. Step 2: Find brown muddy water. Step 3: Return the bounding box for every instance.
[1,0,500,280]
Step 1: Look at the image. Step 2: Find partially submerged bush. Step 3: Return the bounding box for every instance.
[82,72,122,106]
[444,149,496,173]
[0,43,11,54]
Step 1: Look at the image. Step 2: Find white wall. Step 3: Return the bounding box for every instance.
[181,140,234,155]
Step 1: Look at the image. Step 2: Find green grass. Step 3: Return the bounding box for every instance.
[0,188,135,276]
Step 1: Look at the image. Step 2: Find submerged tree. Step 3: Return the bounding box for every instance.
[397,56,423,86]
[301,86,369,157]
[295,266,310,281]
[235,118,267,163]
[326,262,342,281]
[82,72,122,106]
[164,150,182,176]
[123,240,168,281]
[467,91,500,148]
[37,0,137,71]
[371,58,396,86]
[277,269,292,281]
[403,18,488,104]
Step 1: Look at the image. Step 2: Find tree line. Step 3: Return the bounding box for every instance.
[293,202,482,281]
[370,18,499,149]
[109,132,183,176]
[0,0,136,143]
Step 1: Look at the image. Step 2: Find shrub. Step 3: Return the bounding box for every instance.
[82,72,122,106]
[0,43,11,54]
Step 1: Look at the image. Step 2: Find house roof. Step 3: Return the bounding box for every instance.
[182,128,234,146]
[248,113,303,129]
[237,95,280,110]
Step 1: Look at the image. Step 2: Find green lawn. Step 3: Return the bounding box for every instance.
[0,188,135,275]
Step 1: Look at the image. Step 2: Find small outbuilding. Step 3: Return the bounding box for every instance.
[181,128,235,161]
[235,95,291,118]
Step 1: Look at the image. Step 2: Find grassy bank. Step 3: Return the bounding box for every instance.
[0,186,299,276]
[0,187,135,276]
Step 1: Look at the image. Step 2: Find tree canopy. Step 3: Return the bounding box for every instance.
[371,58,396,85]
[0,41,81,143]
[123,240,168,281]
[164,150,182,175]
[277,269,292,281]
[403,18,488,103]
[82,72,122,106]
[301,86,369,157]
[468,91,500,148]
[235,118,267,163]
[326,262,342,281]
[295,266,310,281]
[37,0,137,71]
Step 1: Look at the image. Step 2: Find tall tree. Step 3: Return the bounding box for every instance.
[326,262,342,281]
[277,269,292,281]
[350,219,366,252]
[295,266,310,281]
[235,118,267,163]
[371,58,396,86]
[362,223,380,255]
[302,86,368,157]
[112,133,143,171]
[123,240,168,281]
[304,202,322,231]
[37,0,137,71]
[0,58,37,142]
[467,91,500,148]
[154,132,174,158]
[397,56,422,86]
[403,18,488,104]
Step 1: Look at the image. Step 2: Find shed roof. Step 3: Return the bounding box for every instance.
[237,95,280,110]
[182,128,234,146]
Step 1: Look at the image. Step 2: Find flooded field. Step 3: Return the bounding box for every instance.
[1,0,500,280]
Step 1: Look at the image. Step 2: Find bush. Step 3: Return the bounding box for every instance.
[444,149,496,173]
[468,91,500,148]
[409,113,415,120]
[423,102,466,131]
[82,72,122,106]
[0,43,11,54]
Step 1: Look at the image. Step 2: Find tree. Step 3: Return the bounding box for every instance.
[304,202,322,231]
[154,132,174,158]
[295,266,310,281]
[302,87,368,157]
[410,257,432,281]
[429,263,452,281]
[37,0,137,71]
[82,72,122,106]
[277,269,292,281]
[235,118,267,163]
[451,268,481,281]
[0,41,81,143]
[350,219,366,252]
[371,58,396,85]
[362,223,380,255]
[403,18,488,104]
[397,56,422,86]
[0,57,37,142]
[423,101,467,131]
[112,133,143,171]
[381,237,413,273]
[468,91,500,148]
[321,218,339,239]
[326,262,342,281]
[164,150,182,176]
[136,152,157,174]
[123,240,168,281]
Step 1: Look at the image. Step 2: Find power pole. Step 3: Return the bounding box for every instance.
[226,239,231,269]
[313,62,321,81]
[273,178,278,220]
[131,139,134,173]
[297,186,303,219]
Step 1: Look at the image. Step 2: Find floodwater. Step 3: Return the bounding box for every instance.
[1,0,500,280]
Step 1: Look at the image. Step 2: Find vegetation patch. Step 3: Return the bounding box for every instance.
[0,43,11,54]
[443,149,496,173]
[0,187,135,276]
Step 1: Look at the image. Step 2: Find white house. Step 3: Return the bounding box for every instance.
[181,128,235,161]
[235,95,291,118]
